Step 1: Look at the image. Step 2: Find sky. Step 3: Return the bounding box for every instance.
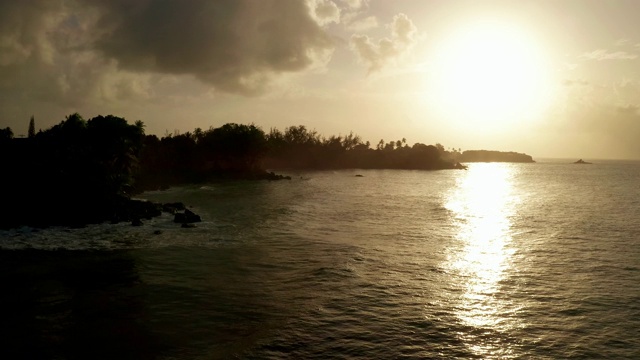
[1,0,640,159]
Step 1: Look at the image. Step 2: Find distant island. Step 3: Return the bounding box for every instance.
[457,150,535,163]
[0,114,530,229]
[574,159,592,164]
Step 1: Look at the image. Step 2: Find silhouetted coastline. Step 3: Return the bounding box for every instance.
[135,125,462,192]
[457,150,535,163]
[1,114,532,229]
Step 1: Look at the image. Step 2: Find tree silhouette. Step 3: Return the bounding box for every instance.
[2,111,470,227]
[200,123,267,173]
[28,116,35,138]
[193,127,203,143]
[86,115,146,196]
[0,127,12,141]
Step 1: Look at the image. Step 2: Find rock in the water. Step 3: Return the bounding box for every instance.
[185,209,201,222]
[131,218,143,226]
[265,171,292,181]
[174,208,201,223]
[127,199,162,219]
[163,202,186,214]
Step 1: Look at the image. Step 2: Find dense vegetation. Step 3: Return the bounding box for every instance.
[137,124,464,189]
[1,114,147,228]
[458,150,534,163]
[0,113,468,228]
[264,126,463,170]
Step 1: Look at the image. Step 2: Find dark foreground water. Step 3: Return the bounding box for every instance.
[2,160,640,359]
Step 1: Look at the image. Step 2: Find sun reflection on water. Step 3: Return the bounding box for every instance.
[444,163,521,356]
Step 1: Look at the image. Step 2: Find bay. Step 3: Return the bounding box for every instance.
[1,161,639,359]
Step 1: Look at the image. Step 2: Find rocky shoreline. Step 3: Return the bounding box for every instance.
[0,197,206,231]
[1,171,292,230]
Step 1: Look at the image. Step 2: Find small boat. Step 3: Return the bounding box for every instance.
[573,159,592,164]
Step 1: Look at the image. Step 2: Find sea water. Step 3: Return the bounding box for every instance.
[1,160,639,359]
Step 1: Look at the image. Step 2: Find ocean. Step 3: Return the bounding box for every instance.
[1,160,639,359]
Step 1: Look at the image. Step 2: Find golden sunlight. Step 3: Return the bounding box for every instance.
[429,19,555,130]
[444,163,522,356]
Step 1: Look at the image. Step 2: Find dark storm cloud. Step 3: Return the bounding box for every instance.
[0,0,84,105]
[0,0,334,101]
[86,0,334,95]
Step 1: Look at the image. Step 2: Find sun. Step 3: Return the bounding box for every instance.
[428,19,555,130]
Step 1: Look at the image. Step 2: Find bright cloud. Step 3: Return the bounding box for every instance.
[309,0,341,26]
[580,49,638,60]
[342,0,368,9]
[350,13,418,73]
[347,16,378,32]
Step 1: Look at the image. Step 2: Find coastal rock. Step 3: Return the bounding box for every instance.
[125,199,162,220]
[174,208,202,223]
[162,202,185,214]
[574,159,592,164]
[109,198,163,225]
[265,171,291,181]
[174,213,186,223]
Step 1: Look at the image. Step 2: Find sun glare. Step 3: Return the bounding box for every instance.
[429,19,554,130]
[444,163,521,356]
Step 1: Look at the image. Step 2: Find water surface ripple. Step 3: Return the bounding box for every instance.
[1,161,639,359]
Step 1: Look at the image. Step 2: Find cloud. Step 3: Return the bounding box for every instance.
[544,86,640,158]
[615,38,630,47]
[563,79,590,86]
[309,0,341,26]
[89,0,335,95]
[339,0,370,29]
[347,16,378,32]
[615,104,639,115]
[579,49,638,60]
[542,100,640,159]
[0,0,114,109]
[0,0,336,109]
[342,0,368,9]
[0,1,61,67]
[350,13,418,73]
